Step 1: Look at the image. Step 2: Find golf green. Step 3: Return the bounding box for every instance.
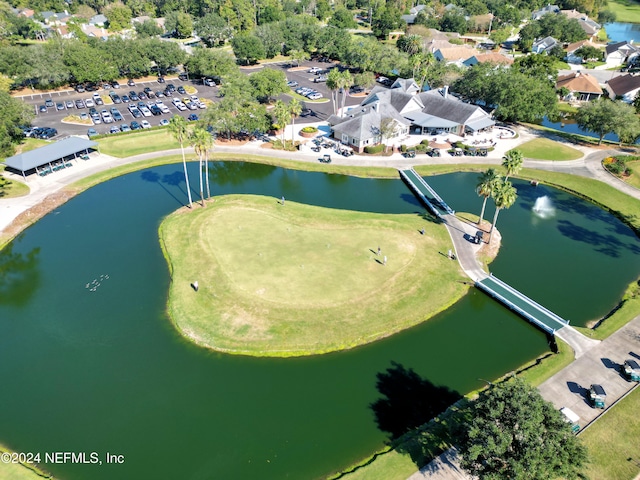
[160,194,469,356]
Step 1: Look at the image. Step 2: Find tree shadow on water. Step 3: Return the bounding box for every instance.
[0,243,41,307]
[140,170,185,207]
[556,219,640,258]
[371,362,462,441]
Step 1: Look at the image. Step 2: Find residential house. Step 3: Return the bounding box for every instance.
[556,71,602,101]
[561,9,601,39]
[532,36,559,54]
[606,73,640,102]
[462,52,513,67]
[532,4,560,20]
[402,5,427,25]
[565,39,602,64]
[605,41,640,67]
[89,14,108,26]
[328,78,494,150]
[17,8,35,18]
[434,46,479,66]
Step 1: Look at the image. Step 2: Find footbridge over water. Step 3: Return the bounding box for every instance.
[399,168,600,357]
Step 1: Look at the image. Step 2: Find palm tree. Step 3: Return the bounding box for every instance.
[502,149,523,180]
[326,68,341,115]
[489,179,518,242]
[338,70,353,118]
[195,127,214,199]
[168,115,193,208]
[190,128,211,206]
[288,98,302,145]
[476,168,501,226]
[273,100,291,146]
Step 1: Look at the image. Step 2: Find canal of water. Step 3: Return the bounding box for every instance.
[0,162,638,479]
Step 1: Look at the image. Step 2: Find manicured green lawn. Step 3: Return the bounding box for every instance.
[96,129,181,157]
[0,166,29,199]
[514,138,583,161]
[606,0,640,24]
[0,444,53,479]
[160,194,468,356]
[581,385,640,480]
[625,160,640,189]
[16,138,49,153]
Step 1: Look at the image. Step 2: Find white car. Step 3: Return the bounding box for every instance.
[140,107,152,117]
[85,98,95,108]
[197,101,206,109]
[156,101,170,114]
[308,67,321,73]
[141,120,151,129]
[307,93,323,100]
[175,102,187,111]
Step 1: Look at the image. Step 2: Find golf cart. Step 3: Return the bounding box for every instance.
[623,359,640,382]
[560,407,580,434]
[589,384,606,409]
[319,154,331,163]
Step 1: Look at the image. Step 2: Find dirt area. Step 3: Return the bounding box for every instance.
[1,188,78,245]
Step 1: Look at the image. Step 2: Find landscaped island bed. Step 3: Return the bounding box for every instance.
[160,194,469,356]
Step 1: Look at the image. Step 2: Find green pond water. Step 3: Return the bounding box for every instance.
[0,163,638,479]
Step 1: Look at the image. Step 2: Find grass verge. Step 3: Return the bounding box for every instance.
[0,443,53,479]
[606,0,640,23]
[96,129,181,157]
[515,137,584,161]
[160,194,470,356]
[581,384,640,480]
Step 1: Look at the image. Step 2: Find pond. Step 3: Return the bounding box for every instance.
[604,22,640,43]
[0,162,638,479]
[540,116,621,143]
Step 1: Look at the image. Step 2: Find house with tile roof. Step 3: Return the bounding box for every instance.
[462,52,513,67]
[556,71,602,101]
[434,46,479,65]
[561,9,601,39]
[606,73,640,102]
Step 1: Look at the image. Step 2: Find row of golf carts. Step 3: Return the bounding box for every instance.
[561,359,640,434]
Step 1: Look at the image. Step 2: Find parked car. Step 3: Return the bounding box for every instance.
[121,123,131,132]
[91,113,102,124]
[159,119,169,126]
[87,128,98,137]
[39,105,47,113]
[141,120,151,129]
[111,81,120,89]
[308,67,321,73]
[157,76,165,83]
[155,90,165,98]
[308,93,323,100]
[178,72,188,81]
[129,91,139,101]
[85,83,98,92]
[113,111,124,122]
[203,78,216,87]
[101,110,113,123]
[56,102,65,111]
[79,112,89,121]
[111,94,122,104]
[314,76,327,83]
[75,99,85,109]
[127,79,135,87]
[65,100,74,109]
[121,95,130,103]
[177,86,186,94]
[150,106,162,116]
[130,121,141,130]
[45,99,54,108]
[287,80,298,87]
[75,84,85,93]
[110,125,120,134]
[85,98,95,108]
[188,113,198,121]
[166,83,176,92]
[156,101,170,114]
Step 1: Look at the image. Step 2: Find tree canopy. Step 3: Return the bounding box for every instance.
[0,90,34,157]
[575,98,638,144]
[457,378,587,480]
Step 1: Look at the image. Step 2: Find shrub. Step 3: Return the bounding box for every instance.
[415,144,428,152]
[364,144,385,154]
[421,139,430,145]
[301,126,318,133]
[401,144,407,153]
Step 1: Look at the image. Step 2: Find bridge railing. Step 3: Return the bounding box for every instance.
[399,170,443,219]
[475,280,557,335]
[488,274,569,326]
[408,168,455,215]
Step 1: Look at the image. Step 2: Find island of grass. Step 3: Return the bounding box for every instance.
[160,194,472,356]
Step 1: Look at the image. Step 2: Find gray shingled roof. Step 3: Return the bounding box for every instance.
[332,103,409,140]
[418,91,486,124]
[362,88,423,114]
[4,137,97,173]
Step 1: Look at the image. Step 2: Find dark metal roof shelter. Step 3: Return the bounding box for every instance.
[3,137,98,179]
[591,384,606,396]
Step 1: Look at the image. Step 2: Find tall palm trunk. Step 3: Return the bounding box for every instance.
[489,207,501,241]
[199,155,204,206]
[205,150,211,199]
[180,142,193,208]
[479,195,489,225]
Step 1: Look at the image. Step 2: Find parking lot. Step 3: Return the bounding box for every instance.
[19,76,218,138]
[17,61,368,140]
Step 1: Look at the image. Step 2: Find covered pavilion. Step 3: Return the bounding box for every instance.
[3,137,98,179]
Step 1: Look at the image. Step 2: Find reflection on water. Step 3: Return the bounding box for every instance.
[0,241,40,307]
